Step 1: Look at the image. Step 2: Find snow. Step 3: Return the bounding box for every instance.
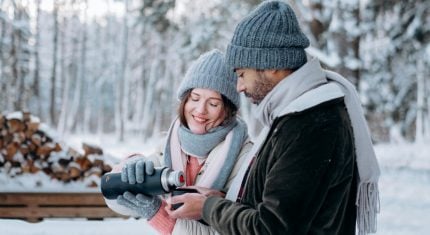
[374,143,430,235]
[376,167,430,235]
[6,112,40,124]
[375,142,430,170]
[0,171,101,193]
[0,0,425,232]
[65,133,165,160]
[1,136,429,234]
[0,218,157,235]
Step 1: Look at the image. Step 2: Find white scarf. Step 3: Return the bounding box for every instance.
[164,118,248,190]
[326,70,380,235]
[227,58,380,235]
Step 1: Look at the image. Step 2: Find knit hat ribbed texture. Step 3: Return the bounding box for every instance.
[177,49,240,109]
[226,0,310,70]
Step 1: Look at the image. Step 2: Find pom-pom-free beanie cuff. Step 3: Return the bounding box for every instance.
[226,43,307,70]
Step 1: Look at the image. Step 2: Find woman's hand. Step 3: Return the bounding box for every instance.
[121,158,155,184]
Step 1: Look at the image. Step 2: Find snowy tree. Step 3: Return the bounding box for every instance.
[126,0,177,140]
[0,0,427,144]
[292,0,430,142]
[360,0,430,142]
[0,0,31,112]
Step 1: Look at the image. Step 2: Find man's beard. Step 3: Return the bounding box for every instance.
[246,72,276,105]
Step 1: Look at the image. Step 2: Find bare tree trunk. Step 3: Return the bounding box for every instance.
[116,0,129,141]
[67,0,87,133]
[32,0,42,116]
[50,1,59,125]
[10,36,21,110]
[77,0,88,133]
[415,58,428,143]
[10,2,19,111]
[11,1,30,112]
[348,5,361,88]
[0,0,8,110]
[96,3,115,135]
[134,65,144,130]
[141,55,158,140]
[351,5,361,89]
[14,6,21,111]
[63,18,79,134]
[57,15,69,136]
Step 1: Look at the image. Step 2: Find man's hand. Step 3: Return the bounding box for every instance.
[165,192,208,220]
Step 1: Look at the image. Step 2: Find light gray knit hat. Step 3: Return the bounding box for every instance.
[226,0,310,70]
[177,49,240,109]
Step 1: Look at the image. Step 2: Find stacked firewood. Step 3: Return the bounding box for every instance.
[0,111,113,187]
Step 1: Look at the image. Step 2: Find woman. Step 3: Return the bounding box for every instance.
[104,49,252,235]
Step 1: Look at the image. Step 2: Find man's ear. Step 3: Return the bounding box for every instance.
[268,69,277,74]
[263,69,275,77]
[269,69,293,82]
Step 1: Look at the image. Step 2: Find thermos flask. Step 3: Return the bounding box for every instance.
[101,167,185,199]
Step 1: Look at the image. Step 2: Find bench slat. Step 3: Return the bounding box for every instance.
[0,193,126,221]
[0,193,106,206]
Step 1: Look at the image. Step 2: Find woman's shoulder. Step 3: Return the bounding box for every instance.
[240,137,253,154]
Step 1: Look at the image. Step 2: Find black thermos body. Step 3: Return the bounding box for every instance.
[101,167,185,199]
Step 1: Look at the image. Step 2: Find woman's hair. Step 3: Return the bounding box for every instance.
[178,89,238,128]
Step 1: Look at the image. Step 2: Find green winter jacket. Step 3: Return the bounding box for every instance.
[202,98,358,235]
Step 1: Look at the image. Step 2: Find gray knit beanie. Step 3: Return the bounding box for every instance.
[226,0,310,70]
[177,49,240,109]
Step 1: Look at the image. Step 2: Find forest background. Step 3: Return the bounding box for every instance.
[1,1,429,234]
[0,0,429,145]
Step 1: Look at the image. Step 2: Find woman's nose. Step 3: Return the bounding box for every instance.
[195,101,207,114]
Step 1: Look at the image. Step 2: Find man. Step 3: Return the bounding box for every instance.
[168,1,380,234]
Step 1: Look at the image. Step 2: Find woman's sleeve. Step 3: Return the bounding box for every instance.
[171,219,219,235]
[147,200,176,235]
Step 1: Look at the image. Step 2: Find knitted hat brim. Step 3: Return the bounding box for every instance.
[226,43,307,70]
[177,73,239,109]
[177,49,240,109]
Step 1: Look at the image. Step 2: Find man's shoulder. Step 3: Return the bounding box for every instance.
[272,97,347,132]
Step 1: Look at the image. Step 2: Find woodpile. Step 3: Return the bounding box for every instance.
[0,111,113,187]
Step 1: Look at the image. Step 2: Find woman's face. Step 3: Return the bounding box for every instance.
[184,88,226,134]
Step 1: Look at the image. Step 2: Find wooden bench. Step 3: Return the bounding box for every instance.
[0,192,126,222]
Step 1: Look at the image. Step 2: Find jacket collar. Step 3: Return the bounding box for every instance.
[255,58,343,127]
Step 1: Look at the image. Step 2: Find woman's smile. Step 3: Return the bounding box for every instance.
[184,88,225,134]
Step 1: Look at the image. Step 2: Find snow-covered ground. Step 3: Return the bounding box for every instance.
[0,218,158,235]
[1,135,429,234]
[374,143,430,235]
